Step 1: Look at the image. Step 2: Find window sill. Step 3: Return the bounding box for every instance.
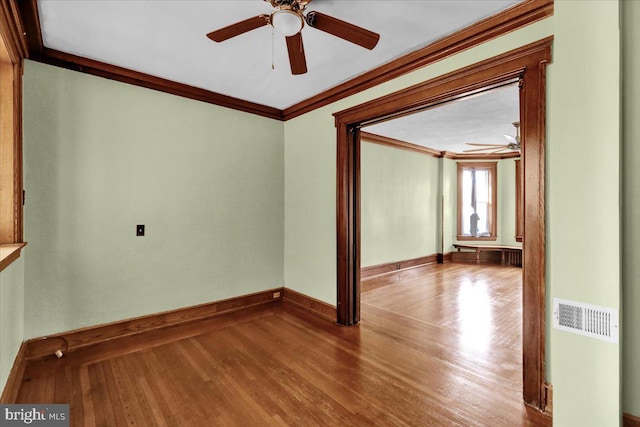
[456,236,498,242]
[0,243,27,273]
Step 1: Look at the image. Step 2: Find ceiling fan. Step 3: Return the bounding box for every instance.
[206,0,380,75]
[463,122,521,154]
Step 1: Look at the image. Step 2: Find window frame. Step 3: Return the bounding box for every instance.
[0,1,27,271]
[456,161,498,241]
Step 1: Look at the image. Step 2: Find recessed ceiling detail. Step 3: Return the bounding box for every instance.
[36,0,520,110]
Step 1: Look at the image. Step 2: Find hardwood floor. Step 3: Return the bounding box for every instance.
[16,264,550,426]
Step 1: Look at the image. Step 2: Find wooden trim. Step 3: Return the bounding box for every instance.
[361,254,438,279]
[452,243,522,266]
[336,125,360,325]
[515,158,523,242]
[0,0,29,62]
[0,342,26,403]
[519,38,549,409]
[17,1,284,120]
[456,161,498,240]
[282,288,337,322]
[444,151,521,160]
[361,132,521,160]
[361,132,443,158]
[441,252,453,263]
[0,7,25,245]
[24,288,284,360]
[543,383,553,416]
[361,263,437,293]
[335,37,551,410]
[333,37,552,124]
[451,250,501,265]
[17,1,286,120]
[33,48,285,120]
[0,242,26,272]
[16,0,552,121]
[456,235,498,241]
[16,0,43,55]
[284,0,553,120]
[624,413,640,427]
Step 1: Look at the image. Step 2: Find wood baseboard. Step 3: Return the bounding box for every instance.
[0,342,27,404]
[361,263,437,293]
[361,254,438,280]
[624,412,640,427]
[282,288,337,322]
[543,383,553,416]
[441,252,453,263]
[25,288,284,360]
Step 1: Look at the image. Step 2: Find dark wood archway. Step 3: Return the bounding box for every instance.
[334,37,552,411]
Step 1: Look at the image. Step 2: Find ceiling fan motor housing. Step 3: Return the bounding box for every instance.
[271,7,304,36]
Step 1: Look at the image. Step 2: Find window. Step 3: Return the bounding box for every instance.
[457,162,497,241]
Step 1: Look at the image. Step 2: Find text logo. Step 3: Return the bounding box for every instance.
[0,405,69,427]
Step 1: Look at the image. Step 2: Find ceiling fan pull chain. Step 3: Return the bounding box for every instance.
[272,26,275,70]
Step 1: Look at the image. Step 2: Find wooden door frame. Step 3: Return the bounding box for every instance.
[334,37,552,410]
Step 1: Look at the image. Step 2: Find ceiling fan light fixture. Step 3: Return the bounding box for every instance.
[271,8,304,36]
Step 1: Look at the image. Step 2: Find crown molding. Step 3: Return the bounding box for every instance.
[16,0,552,121]
[32,47,285,120]
[361,132,443,158]
[361,132,521,160]
[445,151,521,160]
[16,0,284,121]
[283,0,553,120]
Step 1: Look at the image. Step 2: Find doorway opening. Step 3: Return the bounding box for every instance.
[334,38,551,410]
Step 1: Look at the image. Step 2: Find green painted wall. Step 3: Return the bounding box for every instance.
[360,142,440,267]
[284,1,622,424]
[23,61,285,339]
[546,2,620,425]
[442,158,456,253]
[0,256,24,392]
[622,0,640,418]
[499,159,519,247]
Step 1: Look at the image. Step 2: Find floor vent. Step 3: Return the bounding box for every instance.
[553,298,618,344]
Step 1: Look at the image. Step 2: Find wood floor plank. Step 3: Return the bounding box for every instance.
[15,264,550,426]
[79,365,96,427]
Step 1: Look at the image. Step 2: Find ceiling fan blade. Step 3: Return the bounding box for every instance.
[286,32,308,75]
[306,11,380,50]
[504,134,518,145]
[466,143,509,147]
[207,15,269,42]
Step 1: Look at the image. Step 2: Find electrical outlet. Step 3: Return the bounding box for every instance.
[136,225,145,236]
[273,291,281,299]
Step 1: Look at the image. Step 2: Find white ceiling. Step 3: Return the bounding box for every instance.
[364,83,520,154]
[36,0,520,110]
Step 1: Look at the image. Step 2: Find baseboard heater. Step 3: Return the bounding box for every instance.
[553,298,618,344]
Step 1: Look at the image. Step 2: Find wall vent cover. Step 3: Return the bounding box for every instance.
[553,298,618,344]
